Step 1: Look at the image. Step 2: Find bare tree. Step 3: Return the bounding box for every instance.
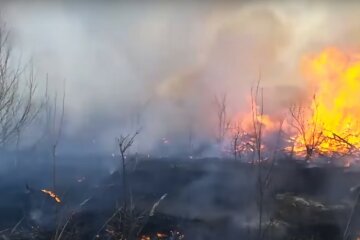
[289,95,325,160]
[39,78,66,240]
[117,131,139,209]
[50,85,66,194]
[214,94,230,144]
[40,76,66,194]
[250,77,265,240]
[250,73,283,240]
[187,123,194,157]
[230,120,244,161]
[228,119,258,161]
[0,23,40,147]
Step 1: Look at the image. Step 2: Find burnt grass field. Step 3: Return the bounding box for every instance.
[0,153,359,240]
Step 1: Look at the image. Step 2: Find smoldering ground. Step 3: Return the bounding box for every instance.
[1,152,359,240]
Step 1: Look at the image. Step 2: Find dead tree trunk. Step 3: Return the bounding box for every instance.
[214,94,230,144]
[118,131,139,209]
[0,23,40,149]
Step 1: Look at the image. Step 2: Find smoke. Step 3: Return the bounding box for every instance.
[1,1,360,154]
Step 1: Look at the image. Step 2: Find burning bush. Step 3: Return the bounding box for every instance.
[225,48,360,165]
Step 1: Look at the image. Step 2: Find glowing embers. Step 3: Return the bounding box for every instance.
[140,230,184,240]
[41,189,61,203]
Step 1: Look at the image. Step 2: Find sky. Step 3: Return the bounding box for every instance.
[1,1,360,154]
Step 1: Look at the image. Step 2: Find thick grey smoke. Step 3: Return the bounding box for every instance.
[2,1,360,154]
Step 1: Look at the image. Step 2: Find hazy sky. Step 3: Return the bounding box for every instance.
[1,1,360,153]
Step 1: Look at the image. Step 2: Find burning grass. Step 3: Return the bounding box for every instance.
[2,157,360,240]
[41,189,61,203]
[225,48,360,166]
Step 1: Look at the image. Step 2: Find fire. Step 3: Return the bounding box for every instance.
[41,189,62,203]
[156,233,168,238]
[140,230,184,240]
[228,47,360,163]
[291,48,360,157]
[228,111,280,159]
[140,233,167,240]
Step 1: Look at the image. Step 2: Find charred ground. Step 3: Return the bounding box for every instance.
[0,155,359,240]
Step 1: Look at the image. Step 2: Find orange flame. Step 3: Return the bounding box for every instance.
[292,48,360,157]
[41,189,61,203]
[228,47,360,164]
[156,233,168,238]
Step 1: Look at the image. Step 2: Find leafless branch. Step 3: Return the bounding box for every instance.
[0,25,41,147]
[288,95,326,160]
[214,93,230,144]
[117,130,140,209]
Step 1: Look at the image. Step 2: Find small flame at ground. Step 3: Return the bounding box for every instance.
[41,189,61,203]
[140,230,184,240]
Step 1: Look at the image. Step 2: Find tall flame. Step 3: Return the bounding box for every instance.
[292,48,360,156]
[228,47,360,162]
